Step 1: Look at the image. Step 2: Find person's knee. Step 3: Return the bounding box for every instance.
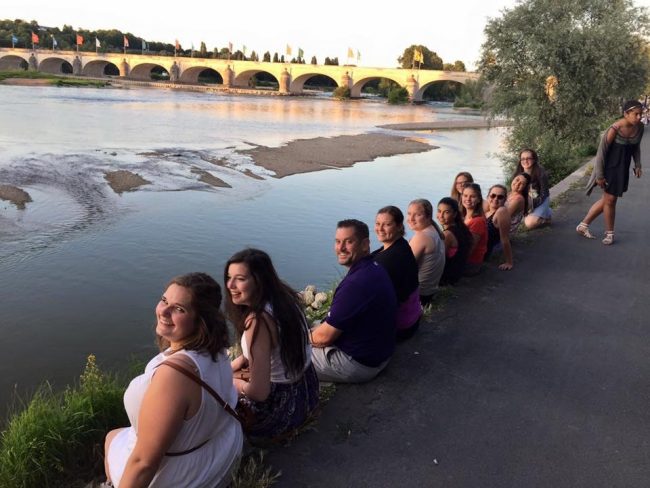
[524,215,539,229]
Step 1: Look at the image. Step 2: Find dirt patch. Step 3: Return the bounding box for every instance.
[104,170,151,194]
[0,79,53,86]
[0,184,33,209]
[241,133,434,178]
[190,168,231,188]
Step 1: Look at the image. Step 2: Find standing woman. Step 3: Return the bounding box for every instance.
[513,149,552,229]
[461,183,488,276]
[372,205,422,340]
[436,197,472,285]
[450,171,474,204]
[484,184,515,270]
[577,100,644,245]
[104,273,243,488]
[225,248,319,441]
[407,199,446,306]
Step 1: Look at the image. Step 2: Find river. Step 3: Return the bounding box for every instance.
[0,84,506,413]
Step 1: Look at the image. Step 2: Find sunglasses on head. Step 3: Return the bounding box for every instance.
[489,193,506,201]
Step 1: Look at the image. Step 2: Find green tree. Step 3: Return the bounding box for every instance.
[480,0,650,183]
[310,55,317,65]
[443,60,466,71]
[263,51,271,62]
[199,41,207,57]
[273,52,279,62]
[398,45,443,70]
[387,86,410,104]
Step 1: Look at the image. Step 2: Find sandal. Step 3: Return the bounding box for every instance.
[602,231,614,245]
[576,222,595,239]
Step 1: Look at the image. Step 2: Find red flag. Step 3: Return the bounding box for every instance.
[31,32,39,44]
[175,39,180,50]
[76,34,83,45]
[123,35,129,48]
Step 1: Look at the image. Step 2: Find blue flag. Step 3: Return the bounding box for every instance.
[52,36,58,48]
[11,34,18,45]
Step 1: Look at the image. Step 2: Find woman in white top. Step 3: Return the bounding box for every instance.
[225,248,319,440]
[407,199,446,306]
[104,273,243,488]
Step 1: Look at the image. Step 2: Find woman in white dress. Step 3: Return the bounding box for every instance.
[104,273,243,488]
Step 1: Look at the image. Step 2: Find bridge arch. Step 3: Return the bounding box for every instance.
[130,62,171,81]
[290,73,339,93]
[415,78,467,102]
[350,76,403,98]
[233,69,279,90]
[82,59,120,77]
[38,57,73,74]
[0,54,29,71]
[179,66,223,84]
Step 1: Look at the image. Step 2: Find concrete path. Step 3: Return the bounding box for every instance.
[268,137,650,487]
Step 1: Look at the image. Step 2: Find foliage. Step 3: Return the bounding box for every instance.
[230,450,281,488]
[423,81,463,102]
[453,78,486,109]
[443,60,466,72]
[333,86,351,99]
[0,355,128,487]
[324,57,339,66]
[479,0,650,184]
[310,55,318,65]
[387,86,410,104]
[398,45,443,70]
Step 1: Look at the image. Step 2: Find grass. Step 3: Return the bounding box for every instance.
[0,355,127,488]
[0,69,110,87]
[231,450,281,488]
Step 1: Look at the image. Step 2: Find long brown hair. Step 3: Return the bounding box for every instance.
[156,273,230,360]
[460,183,485,218]
[451,171,474,201]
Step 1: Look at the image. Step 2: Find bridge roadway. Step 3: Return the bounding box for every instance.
[0,48,478,101]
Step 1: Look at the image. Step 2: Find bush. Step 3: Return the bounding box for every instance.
[387,87,409,105]
[0,355,127,487]
[332,86,350,99]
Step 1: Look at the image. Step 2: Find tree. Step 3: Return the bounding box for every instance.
[250,51,258,62]
[310,55,317,65]
[480,0,650,184]
[443,60,466,72]
[398,45,443,70]
[199,41,207,57]
[273,52,279,63]
[263,51,271,62]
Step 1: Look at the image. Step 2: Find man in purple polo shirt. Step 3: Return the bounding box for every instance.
[310,219,397,382]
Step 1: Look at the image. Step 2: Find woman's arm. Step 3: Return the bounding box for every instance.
[442,229,458,252]
[231,354,248,372]
[233,314,273,402]
[495,207,513,270]
[506,193,524,218]
[119,364,195,488]
[408,232,428,264]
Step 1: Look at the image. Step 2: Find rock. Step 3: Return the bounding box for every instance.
[302,290,315,306]
[315,292,328,302]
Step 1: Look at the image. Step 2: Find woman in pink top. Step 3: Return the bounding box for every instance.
[461,183,488,276]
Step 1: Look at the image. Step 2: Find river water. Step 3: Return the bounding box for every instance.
[0,84,506,411]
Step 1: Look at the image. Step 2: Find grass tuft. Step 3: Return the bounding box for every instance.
[231,450,281,488]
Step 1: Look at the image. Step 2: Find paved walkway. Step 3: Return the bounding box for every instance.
[268,137,650,487]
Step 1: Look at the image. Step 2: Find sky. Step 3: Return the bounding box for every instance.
[3,0,650,70]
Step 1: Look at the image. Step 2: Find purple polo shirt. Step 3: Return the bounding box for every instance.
[326,255,397,367]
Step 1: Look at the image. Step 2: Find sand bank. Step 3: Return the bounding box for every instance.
[0,184,32,209]
[242,133,434,178]
[104,170,151,194]
[0,79,53,86]
[379,119,512,131]
[190,168,232,188]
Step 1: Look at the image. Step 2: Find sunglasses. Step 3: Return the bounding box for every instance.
[489,193,506,201]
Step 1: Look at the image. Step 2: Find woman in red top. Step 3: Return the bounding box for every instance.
[460,183,488,276]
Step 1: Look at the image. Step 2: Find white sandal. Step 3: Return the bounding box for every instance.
[576,222,595,239]
[602,231,614,245]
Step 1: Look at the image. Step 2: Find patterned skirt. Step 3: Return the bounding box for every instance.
[237,363,319,440]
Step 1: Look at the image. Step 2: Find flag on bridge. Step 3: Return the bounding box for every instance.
[176,39,181,50]
[228,42,233,53]
[347,47,354,59]
[31,32,39,44]
[123,36,129,48]
[286,44,292,56]
[76,34,83,46]
[52,35,58,49]
[11,34,18,47]
[298,47,304,59]
[243,45,247,56]
[357,50,361,62]
[413,48,424,65]
[141,39,147,51]
[96,38,101,48]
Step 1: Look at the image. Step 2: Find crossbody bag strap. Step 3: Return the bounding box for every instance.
[159,360,241,424]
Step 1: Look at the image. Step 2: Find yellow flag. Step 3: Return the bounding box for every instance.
[414,49,424,64]
[347,47,354,58]
[286,44,292,56]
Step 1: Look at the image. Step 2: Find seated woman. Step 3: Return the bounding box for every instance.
[104,273,243,488]
[450,171,474,204]
[436,197,472,285]
[506,173,531,233]
[513,148,552,229]
[461,183,488,276]
[372,205,422,341]
[225,248,319,441]
[484,184,515,270]
[407,198,446,306]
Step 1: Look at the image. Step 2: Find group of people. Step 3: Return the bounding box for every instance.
[101,101,644,487]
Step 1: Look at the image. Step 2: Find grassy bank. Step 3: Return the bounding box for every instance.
[0,70,110,87]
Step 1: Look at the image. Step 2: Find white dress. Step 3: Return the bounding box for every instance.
[107,349,243,488]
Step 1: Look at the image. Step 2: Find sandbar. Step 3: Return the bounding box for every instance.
[104,170,151,194]
[0,184,32,209]
[242,133,434,178]
[191,168,232,188]
[379,119,512,131]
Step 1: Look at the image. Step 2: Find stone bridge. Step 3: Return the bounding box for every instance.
[0,48,478,102]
